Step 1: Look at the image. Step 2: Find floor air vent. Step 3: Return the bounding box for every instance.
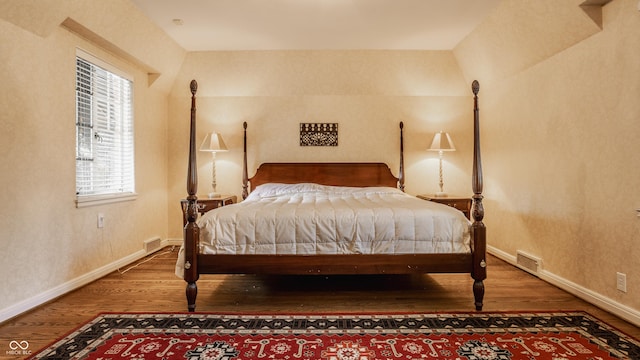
[516,251,541,276]
[144,237,162,253]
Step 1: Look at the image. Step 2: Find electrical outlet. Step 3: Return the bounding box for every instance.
[97,213,105,228]
[616,272,627,293]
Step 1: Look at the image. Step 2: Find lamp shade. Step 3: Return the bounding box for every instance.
[200,132,228,152]
[428,131,456,152]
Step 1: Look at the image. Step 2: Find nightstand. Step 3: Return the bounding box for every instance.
[181,195,237,225]
[417,194,472,219]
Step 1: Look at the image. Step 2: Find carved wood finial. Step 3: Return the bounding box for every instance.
[190,80,198,95]
[472,80,479,95]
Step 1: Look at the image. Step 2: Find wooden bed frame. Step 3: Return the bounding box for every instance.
[182,79,486,312]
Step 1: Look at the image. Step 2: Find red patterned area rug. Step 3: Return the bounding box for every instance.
[30,312,639,360]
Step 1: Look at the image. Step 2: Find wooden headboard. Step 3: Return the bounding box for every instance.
[249,163,399,191]
[241,122,405,198]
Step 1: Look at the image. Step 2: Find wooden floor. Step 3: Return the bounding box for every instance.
[1,247,638,357]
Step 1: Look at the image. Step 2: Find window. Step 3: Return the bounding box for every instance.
[75,50,135,207]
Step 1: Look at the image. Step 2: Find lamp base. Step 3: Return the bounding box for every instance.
[434,191,448,198]
[208,192,221,199]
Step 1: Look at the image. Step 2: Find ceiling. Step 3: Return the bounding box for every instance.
[130,0,502,51]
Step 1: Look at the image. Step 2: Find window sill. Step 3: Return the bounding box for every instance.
[76,193,138,208]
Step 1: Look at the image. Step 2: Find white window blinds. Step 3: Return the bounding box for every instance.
[75,53,135,200]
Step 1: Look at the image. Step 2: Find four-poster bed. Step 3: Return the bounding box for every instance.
[180,79,486,312]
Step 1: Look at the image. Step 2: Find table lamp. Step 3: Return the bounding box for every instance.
[428,131,456,197]
[200,132,228,198]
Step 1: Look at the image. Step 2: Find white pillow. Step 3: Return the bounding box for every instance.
[246,183,323,200]
[246,182,404,201]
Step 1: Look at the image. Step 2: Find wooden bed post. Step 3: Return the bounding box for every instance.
[399,122,405,192]
[471,80,487,311]
[184,80,200,312]
[242,122,249,200]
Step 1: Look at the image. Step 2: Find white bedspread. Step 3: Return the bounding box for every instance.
[176,183,471,277]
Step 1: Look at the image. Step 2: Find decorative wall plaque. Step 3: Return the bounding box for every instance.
[300,123,338,146]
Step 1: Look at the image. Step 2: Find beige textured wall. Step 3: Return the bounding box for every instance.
[167,51,478,238]
[5,0,637,323]
[0,0,184,315]
[455,0,640,312]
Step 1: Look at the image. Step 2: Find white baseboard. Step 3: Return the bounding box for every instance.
[165,238,183,247]
[0,238,175,324]
[488,245,640,327]
[5,241,637,328]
